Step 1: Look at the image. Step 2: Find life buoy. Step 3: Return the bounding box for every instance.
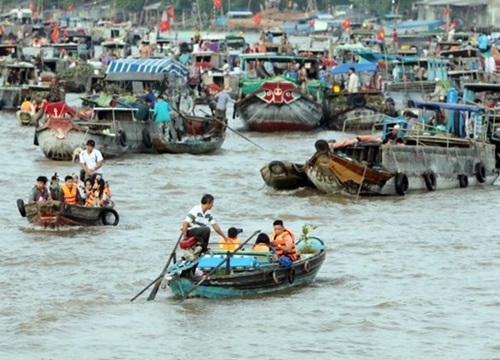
[118,130,128,147]
[423,170,436,191]
[272,270,280,284]
[17,199,26,217]
[458,174,468,188]
[475,162,486,183]
[315,139,330,153]
[395,172,409,196]
[352,94,366,108]
[287,268,295,284]
[269,160,287,175]
[101,208,119,226]
[304,261,311,272]
[142,128,153,148]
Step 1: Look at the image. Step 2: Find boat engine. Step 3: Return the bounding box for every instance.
[179,237,205,262]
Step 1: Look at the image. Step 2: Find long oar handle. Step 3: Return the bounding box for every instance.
[130,233,183,302]
[182,230,261,299]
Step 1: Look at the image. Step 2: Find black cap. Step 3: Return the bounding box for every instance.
[37,176,48,183]
[86,139,95,147]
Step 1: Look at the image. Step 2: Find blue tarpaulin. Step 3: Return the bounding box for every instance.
[358,53,419,63]
[106,58,189,78]
[414,101,481,113]
[330,63,378,75]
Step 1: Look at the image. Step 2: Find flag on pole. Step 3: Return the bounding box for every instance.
[167,7,175,19]
[159,19,171,32]
[253,12,262,27]
[341,18,351,31]
[444,4,450,17]
[51,25,59,44]
[213,0,222,9]
[377,26,385,41]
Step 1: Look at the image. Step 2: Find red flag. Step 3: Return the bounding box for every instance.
[167,7,175,19]
[377,26,385,41]
[213,0,222,9]
[158,19,171,32]
[29,2,35,11]
[444,4,450,17]
[310,19,316,28]
[51,25,59,44]
[253,12,262,27]
[341,18,351,31]
[67,4,74,12]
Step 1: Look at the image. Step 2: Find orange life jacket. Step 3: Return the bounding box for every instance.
[270,229,297,261]
[21,101,33,112]
[85,190,99,207]
[60,184,77,205]
[252,243,270,252]
[218,238,240,251]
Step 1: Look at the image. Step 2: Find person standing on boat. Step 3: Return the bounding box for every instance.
[182,194,228,250]
[270,220,297,262]
[154,96,175,140]
[80,140,104,181]
[347,67,359,107]
[214,87,234,120]
[28,176,50,203]
[179,92,194,115]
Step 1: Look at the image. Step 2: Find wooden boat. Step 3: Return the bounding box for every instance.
[165,237,326,299]
[34,103,131,161]
[306,99,500,196]
[152,114,225,154]
[237,54,324,132]
[16,110,38,126]
[260,160,315,190]
[16,199,119,228]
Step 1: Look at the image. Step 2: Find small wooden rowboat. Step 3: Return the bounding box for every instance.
[16,110,38,126]
[260,160,316,190]
[16,199,119,228]
[165,237,326,299]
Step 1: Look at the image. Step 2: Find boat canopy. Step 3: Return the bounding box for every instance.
[414,101,481,113]
[106,58,189,81]
[358,53,419,63]
[331,63,377,75]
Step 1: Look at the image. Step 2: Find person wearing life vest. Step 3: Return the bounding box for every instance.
[270,220,297,261]
[21,96,36,114]
[218,227,241,251]
[252,233,273,253]
[58,175,80,205]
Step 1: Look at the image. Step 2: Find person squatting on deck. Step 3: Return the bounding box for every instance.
[270,220,297,263]
[182,194,228,251]
[80,139,104,181]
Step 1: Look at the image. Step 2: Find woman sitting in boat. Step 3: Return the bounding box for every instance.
[252,233,272,252]
[85,177,106,207]
[28,176,50,203]
[270,220,297,262]
[217,227,241,251]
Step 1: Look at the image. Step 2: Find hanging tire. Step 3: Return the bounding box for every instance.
[407,99,416,108]
[352,94,366,108]
[118,130,128,147]
[269,161,287,175]
[33,131,39,146]
[395,172,409,196]
[475,162,486,183]
[458,174,468,188]
[304,261,311,272]
[272,270,280,284]
[423,170,437,191]
[17,199,26,217]
[315,139,330,153]
[101,208,119,226]
[287,268,295,284]
[142,128,153,148]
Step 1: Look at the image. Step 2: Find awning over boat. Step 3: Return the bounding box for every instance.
[105,58,189,81]
[414,101,481,113]
[330,63,378,75]
[358,53,419,63]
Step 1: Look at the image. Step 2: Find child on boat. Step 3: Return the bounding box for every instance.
[217,227,241,251]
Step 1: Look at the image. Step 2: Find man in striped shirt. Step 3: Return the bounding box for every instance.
[182,194,228,249]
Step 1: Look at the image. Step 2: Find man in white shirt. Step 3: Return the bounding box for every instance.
[347,67,359,107]
[182,194,228,249]
[80,139,104,180]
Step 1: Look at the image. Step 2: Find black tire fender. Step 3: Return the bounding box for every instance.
[288,267,295,284]
[352,94,366,108]
[17,199,26,217]
[407,99,416,108]
[458,174,469,188]
[304,260,311,272]
[101,208,119,226]
[142,128,153,148]
[315,139,330,153]
[268,160,287,175]
[395,172,409,196]
[118,130,128,147]
[475,162,486,183]
[272,270,280,284]
[423,170,437,191]
[78,84,86,93]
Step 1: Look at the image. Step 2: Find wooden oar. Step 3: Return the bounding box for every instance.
[196,108,265,151]
[130,233,183,302]
[181,230,260,300]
